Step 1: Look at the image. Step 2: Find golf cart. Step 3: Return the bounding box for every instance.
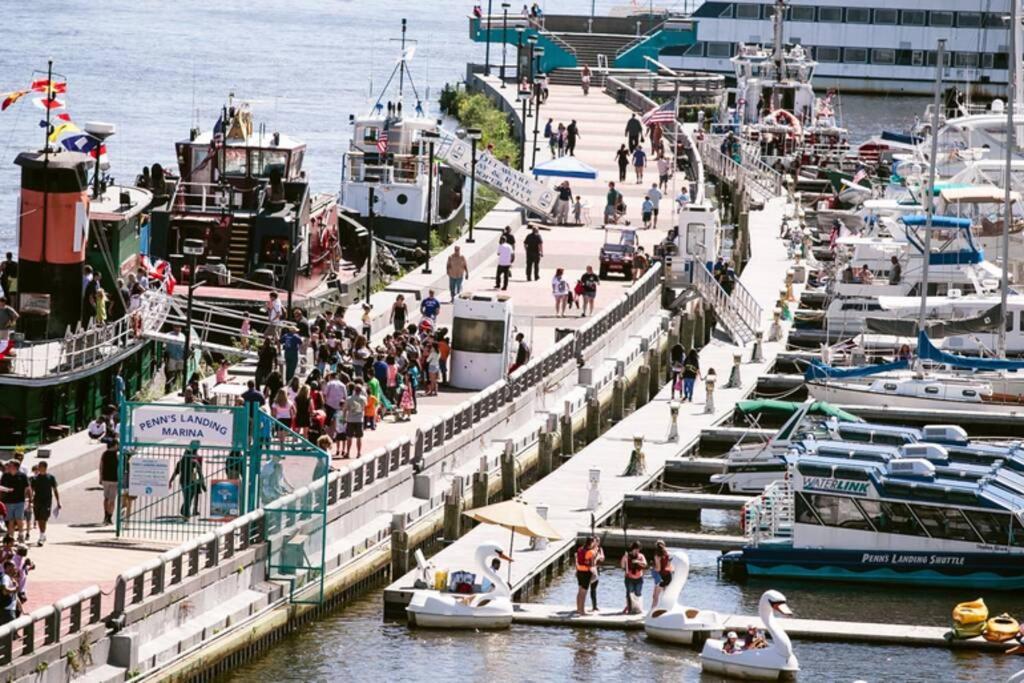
[599,227,638,279]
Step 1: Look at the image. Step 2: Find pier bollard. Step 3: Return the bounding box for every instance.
[473,470,490,510]
[704,372,717,415]
[769,309,783,342]
[586,468,602,511]
[529,505,550,551]
[539,431,555,476]
[785,269,796,302]
[679,312,694,350]
[501,443,518,499]
[725,353,742,389]
[390,514,410,579]
[648,349,661,401]
[667,400,680,442]
[586,397,601,443]
[442,477,463,543]
[611,377,626,422]
[751,331,765,363]
[635,365,651,409]
[560,415,575,457]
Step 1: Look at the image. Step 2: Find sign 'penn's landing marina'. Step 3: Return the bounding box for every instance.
[131,405,235,447]
[435,132,557,217]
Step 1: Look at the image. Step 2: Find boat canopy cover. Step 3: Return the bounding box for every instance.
[917,331,1024,371]
[865,304,1003,338]
[735,399,860,422]
[804,358,910,381]
[531,156,599,179]
[880,130,922,146]
[901,214,972,229]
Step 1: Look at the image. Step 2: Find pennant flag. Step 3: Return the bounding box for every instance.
[30,79,67,95]
[60,133,99,154]
[56,112,72,121]
[49,120,80,143]
[1,90,28,111]
[33,96,65,111]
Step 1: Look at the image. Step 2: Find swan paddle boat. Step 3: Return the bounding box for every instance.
[644,549,721,645]
[406,542,514,629]
[700,590,799,681]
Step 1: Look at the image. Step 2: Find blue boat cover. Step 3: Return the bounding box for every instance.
[901,214,972,229]
[805,358,910,381]
[917,331,1024,371]
[881,130,923,145]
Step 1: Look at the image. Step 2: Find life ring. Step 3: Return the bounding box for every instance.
[766,109,803,137]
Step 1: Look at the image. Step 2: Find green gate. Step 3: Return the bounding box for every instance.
[116,400,329,604]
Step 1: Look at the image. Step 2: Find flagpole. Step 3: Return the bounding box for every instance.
[41,59,53,270]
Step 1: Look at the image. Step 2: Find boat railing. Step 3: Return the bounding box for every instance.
[344,154,423,185]
[697,133,783,206]
[746,479,794,545]
[691,261,761,345]
[1,292,171,380]
[170,180,267,215]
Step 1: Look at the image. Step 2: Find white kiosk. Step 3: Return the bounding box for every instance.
[666,203,722,288]
[450,291,514,390]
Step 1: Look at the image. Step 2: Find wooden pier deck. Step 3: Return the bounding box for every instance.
[509,603,1007,651]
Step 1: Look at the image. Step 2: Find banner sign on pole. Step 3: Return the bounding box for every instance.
[130,405,235,447]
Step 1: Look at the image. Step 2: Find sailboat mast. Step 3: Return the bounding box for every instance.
[918,39,945,334]
[1000,2,1018,358]
[398,18,407,99]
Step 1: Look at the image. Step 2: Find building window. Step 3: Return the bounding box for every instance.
[902,10,925,26]
[815,46,841,62]
[912,51,924,67]
[955,52,980,68]
[844,47,868,63]
[684,42,705,56]
[819,6,842,22]
[735,4,760,19]
[982,53,995,69]
[874,8,898,24]
[790,5,815,21]
[957,12,982,28]
[930,11,954,27]
[707,42,733,58]
[718,3,734,18]
[926,51,952,67]
[846,7,870,23]
[985,12,1009,28]
[872,48,896,65]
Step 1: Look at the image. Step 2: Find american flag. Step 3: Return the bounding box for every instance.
[852,166,868,185]
[377,126,389,154]
[641,100,676,126]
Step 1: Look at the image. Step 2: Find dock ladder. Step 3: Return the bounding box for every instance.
[690,262,762,345]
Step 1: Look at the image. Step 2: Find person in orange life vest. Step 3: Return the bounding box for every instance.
[620,541,648,614]
[574,537,597,615]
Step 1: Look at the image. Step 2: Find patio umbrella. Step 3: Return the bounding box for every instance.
[531,155,599,180]
[463,498,562,582]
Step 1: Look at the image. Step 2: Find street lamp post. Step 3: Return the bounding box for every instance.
[527,34,538,116]
[181,238,205,394]
[500,2,511,87]
[366,186,375,305]
[530,46,545,170]
[421,131,440,274]
[465,127,482,243]
[517,90,529,172]
[515,27,524,85]
[484,0,494,76]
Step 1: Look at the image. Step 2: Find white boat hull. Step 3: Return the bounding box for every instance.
[807,381,1024,415]
[701,639,799,681]
[406,608,512,630]
[644,621,720,645]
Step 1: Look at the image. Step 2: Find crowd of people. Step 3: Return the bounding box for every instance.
[543,118,581,158]
[573,537,678,616]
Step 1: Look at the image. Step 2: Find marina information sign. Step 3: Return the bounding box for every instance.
[435,132,556,217]
[127,457,171,497]
[130,405,235,447]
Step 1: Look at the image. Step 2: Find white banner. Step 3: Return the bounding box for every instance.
[436,133,556,217]
[128,457,171,497]
[131,405,235,447]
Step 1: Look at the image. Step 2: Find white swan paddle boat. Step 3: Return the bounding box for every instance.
[405,542,514,629]
[700,590,800,681]
[644,549,721,645]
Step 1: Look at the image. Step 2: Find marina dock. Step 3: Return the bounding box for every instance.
[622,491,751,513]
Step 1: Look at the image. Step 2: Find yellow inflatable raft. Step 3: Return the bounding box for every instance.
[952,599,988,639]
[984,614,1020,643]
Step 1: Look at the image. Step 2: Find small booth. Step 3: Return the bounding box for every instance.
[450,291,514,390]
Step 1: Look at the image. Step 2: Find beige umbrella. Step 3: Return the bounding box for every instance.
[463,499,562,583]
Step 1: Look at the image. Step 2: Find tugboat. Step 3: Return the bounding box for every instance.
[0,114,167,445]
[147,98,350,328]
[339,20,465,260]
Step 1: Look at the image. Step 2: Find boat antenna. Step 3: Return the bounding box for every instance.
[398,18,407,98]
[999,6,1017,358]
[918,39,946,336]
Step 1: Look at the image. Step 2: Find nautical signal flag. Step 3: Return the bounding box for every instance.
[30,79,67,95]
[32,96,65,111]
[1,90,28,111]
[48,121,80,143]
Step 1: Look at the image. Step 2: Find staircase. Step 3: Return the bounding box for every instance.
[744,479,794,544]
[226,218,250,276]
[691,262,762,345]
[555,32,637,68]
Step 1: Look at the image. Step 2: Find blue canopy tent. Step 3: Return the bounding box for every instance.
[531,156,599,180]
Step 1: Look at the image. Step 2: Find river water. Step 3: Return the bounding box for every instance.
[9,3,1007,680]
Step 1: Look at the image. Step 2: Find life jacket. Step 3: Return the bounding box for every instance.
[576,547,593,571]
[624,553,644,580]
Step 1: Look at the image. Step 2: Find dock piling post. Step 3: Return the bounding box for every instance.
[679,311,694,350]
[539,431,555,476]
[560,415,575,457]
[693,308,705,349]
[443,476,464,543]
[501,441,517,499]
[473,468,490,510]
[390,513,410,579]
[586,397,601,442]
[725,353,742,389]
[635,365,651,409]
[648,349,661,401]
[611,377,626,422]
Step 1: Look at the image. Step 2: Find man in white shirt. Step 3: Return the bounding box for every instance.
[266,292,284,337]
[322,372,347,424]
[495,236,514,291]
[648,184,663,228]
[657,156,671,191]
